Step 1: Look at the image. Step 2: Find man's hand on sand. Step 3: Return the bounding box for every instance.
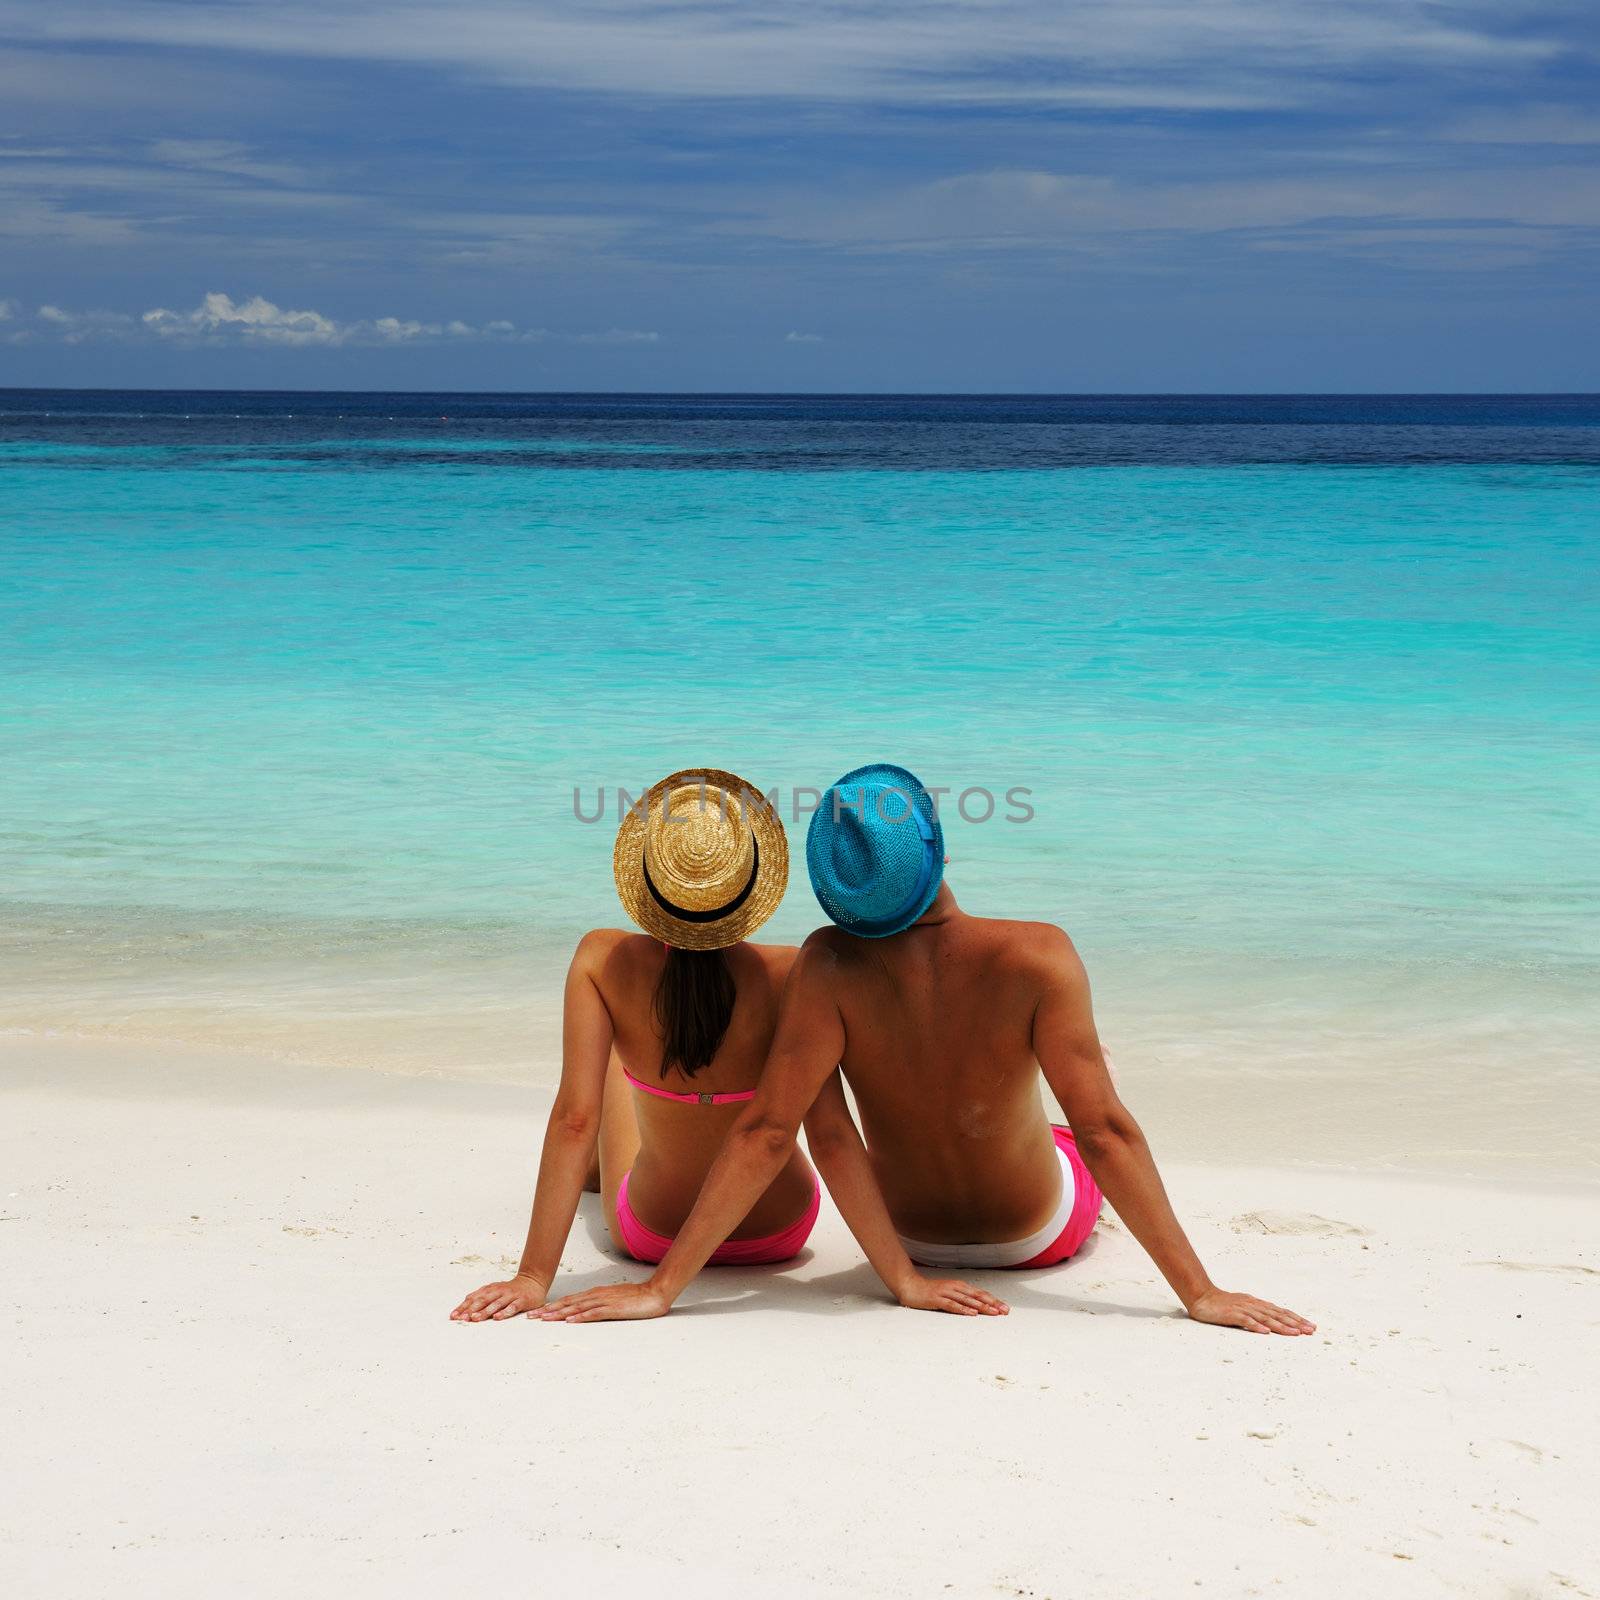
[450,1273,548,1321]
[1185,1287,1315,1336]
[896,1274,1010,1316]
[534,1282,671,1323]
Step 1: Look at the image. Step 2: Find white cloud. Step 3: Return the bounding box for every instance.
[144,291,342,345]
[785,331,822,342]
[372,316,445,342]
[369,314,556,342]
[8,291,661,348]
[139,292,509,346]
[569,327,659,344]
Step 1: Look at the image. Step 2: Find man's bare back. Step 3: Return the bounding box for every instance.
[810,905,1076,1243]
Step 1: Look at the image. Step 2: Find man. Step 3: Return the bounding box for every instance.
[539,763,1314,1336]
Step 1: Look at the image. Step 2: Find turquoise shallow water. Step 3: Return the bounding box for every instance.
[2,393,1597,1168]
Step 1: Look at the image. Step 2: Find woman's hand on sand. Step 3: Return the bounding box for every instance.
[897,1274,1010,1316]
[1185,1287,1315,1336]
[450,1273,548,1321]
[533,1282,671,1323]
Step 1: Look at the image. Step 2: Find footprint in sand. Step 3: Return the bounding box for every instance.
[1229,1211,1371,1239]
[1467,1260,1598,1279]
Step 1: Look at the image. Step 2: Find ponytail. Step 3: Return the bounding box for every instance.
[653,947,736,1077]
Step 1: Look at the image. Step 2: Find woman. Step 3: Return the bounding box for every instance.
[451,768,820,1321]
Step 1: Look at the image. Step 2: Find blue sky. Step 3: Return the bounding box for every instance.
[1,1,1597,390]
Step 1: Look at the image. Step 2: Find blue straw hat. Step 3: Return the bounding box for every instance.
[806,763,945,938]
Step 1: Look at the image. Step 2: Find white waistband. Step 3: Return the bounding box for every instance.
[896,1142,1075,1270]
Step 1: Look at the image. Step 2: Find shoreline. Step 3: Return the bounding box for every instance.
[11,1027,1600,1201]
[4,1032,1594,1596]
[7,1017,1597,1188]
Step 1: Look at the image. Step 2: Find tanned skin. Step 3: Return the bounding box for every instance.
[537,883,1314,1334]
[452,929,996,1322]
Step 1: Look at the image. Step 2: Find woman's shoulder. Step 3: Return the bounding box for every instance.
[571,927,655,973]
[741,939,801,983]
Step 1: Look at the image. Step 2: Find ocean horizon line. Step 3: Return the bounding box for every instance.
[5,385,1600,402]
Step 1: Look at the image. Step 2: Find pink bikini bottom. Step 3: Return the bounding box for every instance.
[615,1170,822,1266]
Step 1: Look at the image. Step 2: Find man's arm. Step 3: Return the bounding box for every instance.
[804,1072,1007,1316]
[537,933,849,1323]
[1032,930,1315,1337]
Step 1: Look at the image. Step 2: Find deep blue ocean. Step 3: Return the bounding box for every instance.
[3,390,1596,1164]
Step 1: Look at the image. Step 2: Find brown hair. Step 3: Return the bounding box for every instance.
[653,946,737,1077]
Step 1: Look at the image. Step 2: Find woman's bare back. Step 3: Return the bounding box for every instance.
[589,931,815,1238]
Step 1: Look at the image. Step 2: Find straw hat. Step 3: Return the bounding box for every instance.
[613,768,788,950]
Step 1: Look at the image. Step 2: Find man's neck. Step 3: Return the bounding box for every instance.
[912,882,959,928]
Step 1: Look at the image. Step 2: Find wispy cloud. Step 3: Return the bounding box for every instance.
[0,192,138,244]
[31,304,137,344]
[785,331,823,343]
[738,164,1600,268]
[0,134,642,272]
[421,211,640,268]
[1445,108,1600,147]
[4,291,660,348]
[143,139,312,186]
[2,2,1565,112]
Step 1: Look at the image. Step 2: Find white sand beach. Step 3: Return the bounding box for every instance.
[4,1034,1595,1598]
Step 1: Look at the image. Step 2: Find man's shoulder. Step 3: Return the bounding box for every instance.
[796,924,860,967]
[966,916,1081,976]
[786,925,890,993]
[966,912,1074,947]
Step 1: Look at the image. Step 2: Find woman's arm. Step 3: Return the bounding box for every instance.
[536,933,847,1322]
[450,931,616,1321]
[805,1072,1008,1316]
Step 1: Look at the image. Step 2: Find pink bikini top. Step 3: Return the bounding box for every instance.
[622,1066,756,1106]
